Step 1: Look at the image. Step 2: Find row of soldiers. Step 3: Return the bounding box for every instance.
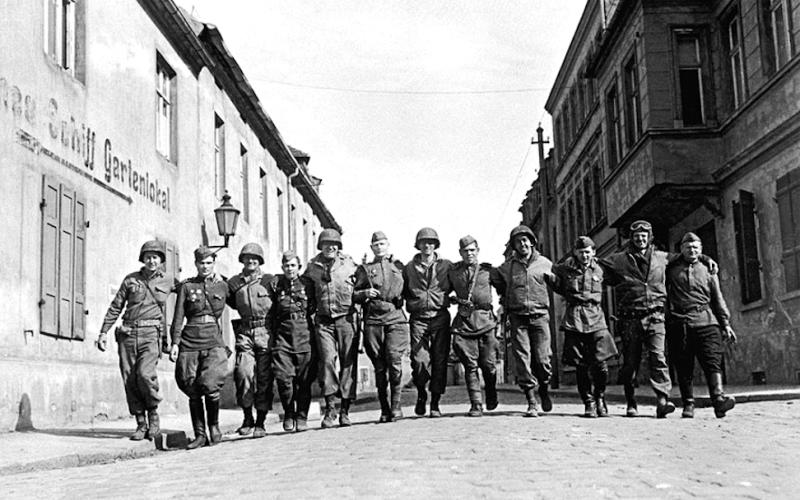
[97,219,736,448]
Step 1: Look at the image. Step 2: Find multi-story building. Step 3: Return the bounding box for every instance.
[529,0,800,385]
[0,0,340,430]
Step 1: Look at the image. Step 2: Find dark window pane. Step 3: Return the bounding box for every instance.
[680,69,704,125]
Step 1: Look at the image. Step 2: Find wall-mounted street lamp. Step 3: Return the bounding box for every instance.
[208,191,240,250]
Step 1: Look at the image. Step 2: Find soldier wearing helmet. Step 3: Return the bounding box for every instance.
[303,228,359,428]
[402,227,453,417]
[226,243,274,438]
[490,225,555,418]
[97,240,177,441]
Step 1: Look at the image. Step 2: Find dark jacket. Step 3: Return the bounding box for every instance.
[171,273,229,351]
[551,256,608,333]
[303,251,358,319]
[666,258,731,328]
[600,246,669,313]
[491,250,553,315]
[268,274,315,353]
[449,262,496,337]
[100,268,176,333]
[354,255,407,326]
[402,253,452,319]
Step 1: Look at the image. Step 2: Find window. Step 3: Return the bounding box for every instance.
[623,53,643,145]
[777,169,800,292]
[675,32,705,126]
[560,205,569,252]
[563,103,571,146]
[240,145,249,223]
[724,12,747,108]
[156,55,176,161]
[606,83,623,166]
[577,77,586,123]
[763,0,794,71]
[570,89,579,134]
[593,164,605,220]
[40,176,86,340]
[583,175,594,229]
[277,188,285,251]
[567,198,576,246]
[214,115,225,198]
[289,204,297,251]
[575,184,585,236]
[303,218,310,262]
[260,169,269,238]
[45,0,77,73]
[732,190,762,303]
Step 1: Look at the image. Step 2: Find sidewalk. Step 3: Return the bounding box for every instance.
[1,385,797,477]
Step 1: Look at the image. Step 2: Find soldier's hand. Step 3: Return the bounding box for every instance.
[169,344,179,362]
[364,288,380,299]
[95,332,107,352]
[723,326,737,345]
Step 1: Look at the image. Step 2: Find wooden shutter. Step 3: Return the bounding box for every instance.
[777,170,800,291]
[72,192,87,339]
[732,190,762,303]
[40,177,60,335]
[58,185,75,338]
[163,241,180,328]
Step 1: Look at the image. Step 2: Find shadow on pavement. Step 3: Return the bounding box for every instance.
[29,428,133,440]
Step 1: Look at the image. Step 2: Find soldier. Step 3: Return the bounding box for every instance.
[666,232,736,418]
[550,236,618,418]
[448,236,499,417]
[227,243,274,438]
[354,232,409,423]
[303,229,359,428]
[268,251,317,432]
[96,240,175,440]
[170,246,231,449]
[491,225,554,417]
[403,227,453,418]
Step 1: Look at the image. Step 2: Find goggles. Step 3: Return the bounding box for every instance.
[629,220,652,233]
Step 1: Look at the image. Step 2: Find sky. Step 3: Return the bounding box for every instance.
[175,0,587,264]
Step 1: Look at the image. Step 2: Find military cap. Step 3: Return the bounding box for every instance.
[459,235,478,250]
[282,250,300,264]
[194,245,215,261]
[574,236,595,250]
[371,231,388,243]
[680,232,702,245]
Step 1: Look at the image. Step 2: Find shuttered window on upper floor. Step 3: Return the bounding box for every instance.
[732,190,762,304]
[777,168,800,292]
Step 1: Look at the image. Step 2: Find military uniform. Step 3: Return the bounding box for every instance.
[268,273,317,430]
[355,253,409,422]
[227,269,274,433]
[449,258,498,416]
[551,250,618,417]
[171,263,230,447]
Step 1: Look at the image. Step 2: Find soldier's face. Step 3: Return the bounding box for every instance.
[142,252,162,272]
[514,236,532,258]
[282,258,300,279]
[681,241,702,263]
[459,243,479,265]
[242,256,261,273]
[632,231,650,250]
[195,256,215,277]
[575,247,595,265]
[371,239,389,257]
[417,240,437,256]
[321,242,339,259]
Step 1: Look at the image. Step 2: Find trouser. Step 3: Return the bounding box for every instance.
[667,322,724,402]
[409,312,451,395]
[364,322,410,402]
[234,327,273,412]
[116,325,162,414]
[175,346,228,401]
[273,350,316,418]
[452,332,497,404]
[315,314,359,399]
[618,315,671,398]
[509,313,552,391]
[575,362,609,403]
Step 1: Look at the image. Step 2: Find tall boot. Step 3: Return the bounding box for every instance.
[237,406,255,436]
[679,375,695,418]
[339,399,352,427]
[206,397,222,445]
[321,395,337,429]
[465,370,483,417]
[624,384,638,417]
[254,409,268,438]
[593,367,609,418]
[709,372,735,418]
[484,371,498,411]
[538,383,553,413]
[145,408,160,440]
[130,412,148,441]
[186,399,207,450]
[429,393,443,418]
[523,387,540,418]
[414,387,427,416]
[280,392,295,432]
[295,392,311,432]
[576,366,596,418]
[390,385,403,421]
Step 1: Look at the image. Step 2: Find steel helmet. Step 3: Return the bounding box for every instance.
[239,242,265,265]
[317,228,343,250]
[414,227,440,249]
[138,240,166,263]
[509,225,538,246]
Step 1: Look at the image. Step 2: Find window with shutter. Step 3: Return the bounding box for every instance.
[732,190,762,303]
[163,241,180,331]
[777,169,800,292]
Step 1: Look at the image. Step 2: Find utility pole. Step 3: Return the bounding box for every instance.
[532,124,560,388]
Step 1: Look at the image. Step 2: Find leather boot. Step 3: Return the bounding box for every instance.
[524,387,540,417]
[321,396,337,429]
[538,383,553,413]
[130,412,148,441]
[655,394,676,419]
[414,388,427,416]
[467,401,483,417]
[390,385,403,421]
[254,410,268,438]
[186,399,207,450]
[339,399,352,427]
[465,370,483,417]
[295,400,309,432]
[237,406,255,436]
[678,371,695,418]
[624,384,638,417]
[206,397,222,445]
[145,408,160,440]
[593,367,609,417]
[429,393,443,418]
[709,372,735,418]
[378,394,392,423]
[484,371,498,411]
[576,367,596,418]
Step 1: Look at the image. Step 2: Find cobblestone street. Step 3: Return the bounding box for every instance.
[5,391,798,499]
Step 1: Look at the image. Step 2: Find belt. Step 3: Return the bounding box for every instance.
[671,304,710,315]
[619,307,663,319]
[280,312,305,320]
[187,314,217,325]
[123,319,162,327]
[240,318,268,328]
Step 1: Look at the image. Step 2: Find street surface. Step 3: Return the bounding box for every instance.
[4,390,798,499]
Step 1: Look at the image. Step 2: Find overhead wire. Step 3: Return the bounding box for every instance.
[490,143,534,246]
